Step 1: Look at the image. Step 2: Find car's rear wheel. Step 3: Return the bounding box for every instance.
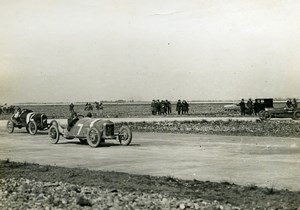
[118,126,132,146]
[28,121,38,135]
[7,120,14,133]
[87,127,101,147]
[49,125,60,144]
[259,111,271,120]
[293,111,300,120]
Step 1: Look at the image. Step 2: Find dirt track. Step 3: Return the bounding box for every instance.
[0,126,299,191]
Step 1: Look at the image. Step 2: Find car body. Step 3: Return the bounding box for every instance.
[259,107,300,120]
[7,109,50,135]
[48,117,132,147]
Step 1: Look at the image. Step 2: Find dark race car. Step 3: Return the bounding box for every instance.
[48,117,132,147]
[7,109,51,135]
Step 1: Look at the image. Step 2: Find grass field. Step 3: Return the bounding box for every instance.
[0,102,287,120]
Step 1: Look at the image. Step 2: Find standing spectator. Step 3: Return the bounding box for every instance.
[247,99,253,115]
[239,99,246,116]
[3,103,8,114]
[162,100,168,115]
[286,99,293,109]
[293,98,298,108]
[176,100,182,115]
[153,100,158,115]
[94,101,100,116]
[166,100,171,114]
[253,99,260,116]
[151,100,156,115]
[99,102,103,116]
[157,100,161,115]
[182,100,189,114]
[69,103,74,112]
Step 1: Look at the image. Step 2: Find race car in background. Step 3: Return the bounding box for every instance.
[6,109,51,135]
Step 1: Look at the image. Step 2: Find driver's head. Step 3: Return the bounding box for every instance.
[16,107,21,112]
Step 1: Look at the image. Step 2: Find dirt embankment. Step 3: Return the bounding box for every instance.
[0,160,299,210]
[117,120,300,137]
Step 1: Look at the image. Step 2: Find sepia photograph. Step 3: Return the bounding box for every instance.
[0,0,300,209]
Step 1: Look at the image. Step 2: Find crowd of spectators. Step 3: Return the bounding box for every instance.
[239,98,298,116]
[176,100,189,115]
[151,99,190,115]
[151,100,171,115]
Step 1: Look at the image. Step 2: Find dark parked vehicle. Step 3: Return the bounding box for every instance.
[258,99,300,120]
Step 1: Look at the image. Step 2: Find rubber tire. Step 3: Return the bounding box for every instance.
[28,121,38,135]
[118,126,132,146]
[79,139,87,144]
[259,111,271,120]
[87,127,101,148]
[49,120,58,128]
[49,125,60,144]
[7,120,14,133]
[293,111,300,120]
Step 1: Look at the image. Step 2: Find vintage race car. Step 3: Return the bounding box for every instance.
[48,117,132,147]
[7,109,50,135]
[259,107,300,120]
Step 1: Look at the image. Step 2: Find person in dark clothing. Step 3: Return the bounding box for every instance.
[67,110,79,131]
[253,99,260,116]
[286,99,293,109]
[157,100,161,115]
[293,98,298,108]
[151,100,156,115]
[239,99,246,116]
[166,100,171,114]
[161,100,166,115]
[69,103,74,112]
[176,100,182,115]
[246,99,253,115]
[182,100,189,114]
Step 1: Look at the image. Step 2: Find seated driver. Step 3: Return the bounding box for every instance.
[12,107,22,124]
[67,110,79,131]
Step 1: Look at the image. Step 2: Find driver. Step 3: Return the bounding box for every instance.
[67,110,79,131]
[11,107,22,124]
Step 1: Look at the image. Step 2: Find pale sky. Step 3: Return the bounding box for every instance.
[0,0,300,103]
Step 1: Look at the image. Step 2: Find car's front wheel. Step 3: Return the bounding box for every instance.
[49,125,60,144]
[293,111,300,120]
[7,120,14,133]
[118,126,132,146]
[28,121,38,135]
[87,127,102,147]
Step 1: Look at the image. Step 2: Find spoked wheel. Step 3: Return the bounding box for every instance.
[87,127,101,147]
[49,125,60,144]
[28,121,38,135]
[118,125,132,146]
[293,111,300,120]
[259,111,271,120]
[7,120,15,133]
